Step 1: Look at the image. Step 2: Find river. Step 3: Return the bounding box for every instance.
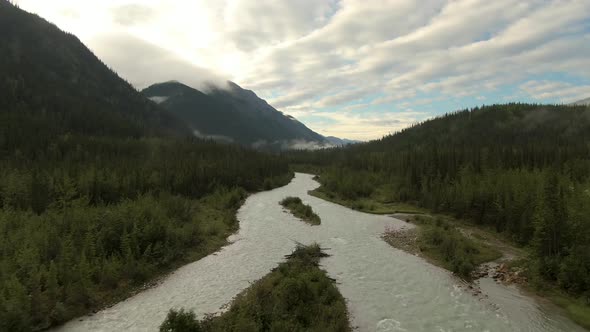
[55,173,586,332]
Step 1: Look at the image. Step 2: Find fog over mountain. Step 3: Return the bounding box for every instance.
[16,0,590,140]
[142,81,330,149]
[571,97,590,106]
[4,1,590,331]
[324,136,360,147]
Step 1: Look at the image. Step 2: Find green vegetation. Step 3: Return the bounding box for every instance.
[3,0,590,329]
[288,103,590,325]
[545,291,590,330]
[0,137,292,331]
[280,197,321,225]
[159,244,350,332]
[318,189,502,279]
[0,1,188,141]
[0,2,292,330]
[414,216,502,279]
[309,187,426,214]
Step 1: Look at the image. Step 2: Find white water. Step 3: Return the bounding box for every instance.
[55,173,586,332]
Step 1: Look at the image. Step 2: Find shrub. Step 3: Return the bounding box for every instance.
[280,197,321,225]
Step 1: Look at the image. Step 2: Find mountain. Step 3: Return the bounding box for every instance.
[0,0,189,144]
[571,97,590,106]
[324,136,360,146]
[374,103,590,151]
[0,2,292,330]
[142,81,327,148]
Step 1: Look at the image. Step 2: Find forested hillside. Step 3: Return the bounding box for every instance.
[0,0,189,145]
[0,136,290,331]
[0,2,291,330]
[290,103,590,300]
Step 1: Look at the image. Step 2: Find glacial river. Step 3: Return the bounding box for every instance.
[56,173,586,332]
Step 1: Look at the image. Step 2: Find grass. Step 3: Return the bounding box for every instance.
[506,259,590,330]
[413,216,502,279]
[160,244,351,332]
[547,292,590,330]
[280,196,321,225]
[309,187,426,215]
[308,183,500,280]
[383,215,502,280]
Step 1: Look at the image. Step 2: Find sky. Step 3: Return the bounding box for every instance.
[15,0,590,141]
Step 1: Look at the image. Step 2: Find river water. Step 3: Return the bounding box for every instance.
[56,173,586,332]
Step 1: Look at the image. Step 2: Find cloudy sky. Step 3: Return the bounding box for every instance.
[16,0,590,140]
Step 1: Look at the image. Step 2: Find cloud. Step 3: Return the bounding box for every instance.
[314,87,378,108]
[270,89,319,109]
[223,0,338,51]
[283,139,332,150]
[16,0,590,140]
[236,1,589,116]
[111,4,155,26]
[519,80,590,103]
[300,110,428,141]
[87,33,226,90]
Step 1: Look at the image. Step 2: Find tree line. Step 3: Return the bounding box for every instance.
[289,103,590,302]
[0,134,291,331]
[0,2,296,330]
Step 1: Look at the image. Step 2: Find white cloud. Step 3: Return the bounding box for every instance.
[520,80,590,103]
[223,0,338,51]
[15,0,590,140]
[88,33,226,90]
[300,110,428,141]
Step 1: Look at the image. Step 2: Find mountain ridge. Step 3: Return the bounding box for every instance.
[142,80,329,149]
[0,0,189,142]
[571,97,590,106]
[0,2,294,330]
[324,136,360,146]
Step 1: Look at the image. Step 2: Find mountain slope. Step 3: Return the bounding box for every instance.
[0,0,189,146]
[371,103,590,152]
[0,2,293,330]
[571,97,590,106]
[142,81,326,148]
[325,136,360,146]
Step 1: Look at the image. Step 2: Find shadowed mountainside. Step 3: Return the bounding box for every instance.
[142,81,327,148]
[0,0,190,146]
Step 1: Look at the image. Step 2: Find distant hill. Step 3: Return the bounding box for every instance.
[0,0,189,146]
[296,103,590,310]
[325,136,360,146]
[142,81,328,148]
[571,97,590,106]
[367,103,590,152]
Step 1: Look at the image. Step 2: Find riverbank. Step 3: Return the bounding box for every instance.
[309,186,426,214]
[44,191,247,331]
[159,244,351,331]
[383,214,502,280]
[54,173,586,331]
[46,174,294,331]
[309,184,590,330]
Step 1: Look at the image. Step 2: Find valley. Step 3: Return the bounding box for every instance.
[1,1,590,331]
[53,174,586,332]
